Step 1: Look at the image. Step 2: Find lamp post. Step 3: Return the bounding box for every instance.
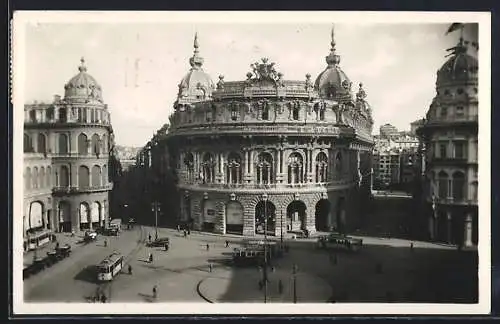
[292,264,298,303]
[151,202,160,240]
[262,193,268,304]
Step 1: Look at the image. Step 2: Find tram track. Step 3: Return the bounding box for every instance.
[93,225,146,302]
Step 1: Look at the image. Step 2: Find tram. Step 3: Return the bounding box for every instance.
[97,251,124,281]
[24,230,53,251]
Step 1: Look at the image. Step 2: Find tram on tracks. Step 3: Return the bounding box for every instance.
[97,251,124,281]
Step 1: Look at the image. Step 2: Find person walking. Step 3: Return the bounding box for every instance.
[164,243,169,251]
[209,262,213,273]
[278,279,283,295]
[152,285,158,300]
[128,264,133,275]
[101,294,107,303]
[225,240,229,248]
[183,230,187,238]
[149,253,153,263]
[55,242,60,249]
[148,234,152,243]
[206,243,210,251]
[176,224,180,232]
[104,239,108,247]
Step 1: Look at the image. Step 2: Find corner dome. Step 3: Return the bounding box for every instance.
[436,39,478,86]
[314,26,353,100]
[64,58,103,103]
[177,33,214,103]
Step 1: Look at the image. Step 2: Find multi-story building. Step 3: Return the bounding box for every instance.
[417,37,478,246]
[410,118,425,135]
[379,123,398,138]
[164,29,374,236]
[23,58,114,249]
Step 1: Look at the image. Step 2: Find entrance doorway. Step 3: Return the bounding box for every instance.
[287,200,307,232]
[255,200,276,235]
[315,199,330,232]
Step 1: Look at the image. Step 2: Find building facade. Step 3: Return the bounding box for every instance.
[165,30,374,237]
[23,58,114,245]
[379,123,398,138]
[417,37,478,246]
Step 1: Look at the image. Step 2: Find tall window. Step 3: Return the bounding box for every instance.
[315,152,328,183]
[287,152,304,184]
[226,152,242,184]
[25,167,31,190]
[455,106,464,118]
[40,167,45,188]
[59,165,69,187]
[58,134,68,154]
[439,143,447,159]
[91,134,101,156]
[454,141,466,159]
[201,153,216,184]
[29,110,37,123]
[262,103,269,121]
[184,153,195,182]
[58,108,67,123]
[335,151,343,174]
[230,106,238,121]
[257,152,273,184]
[440,107,448,119]
[319,108,325,121]
[438,171,449,199]
[91,165,101,187]
[79,166,90,188]
[452,171,465,201]
[24,134,32,153]
[78,108,84,122]
[32,167,39,189]
[292,104,300,121]
[37,133,47,154]
[78,133,88,155]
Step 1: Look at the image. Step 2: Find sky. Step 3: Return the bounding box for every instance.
[22,18,478,147]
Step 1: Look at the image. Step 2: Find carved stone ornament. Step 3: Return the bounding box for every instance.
[321,192,328,200]
[229,193,236,201]
[248,58,281,83]
[203,192,209,200]
[294,193,300,201]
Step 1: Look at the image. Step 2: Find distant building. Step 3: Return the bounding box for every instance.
[379,123,398,138]
[417,37,478,247]
[410,118,425,135]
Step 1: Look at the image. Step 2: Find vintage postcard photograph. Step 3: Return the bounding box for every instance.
[11,11,491,315]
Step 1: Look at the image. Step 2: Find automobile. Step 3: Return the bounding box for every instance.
[55,244,72,258]
[84,230,98,242]
[317,233,363,252]
[146,237,170,248]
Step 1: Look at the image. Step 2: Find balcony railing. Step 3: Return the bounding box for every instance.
[52,183,113,194]
[179,179,352,190]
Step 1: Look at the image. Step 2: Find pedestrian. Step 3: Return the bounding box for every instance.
[128,264,132,275]
[149,234,152,242]
[209,263,213,272]
[183,230,187,238]
[206,243,210,251]
[71,230,75,237]
[104,239,108,247]
[152,285,158,300]
[271,266,275,273]
[225,240,229,248]
[278,279,283,294]
[55,242,60,249]
[149,253,153,263]
[101,294,107,303]
[187,228,191,235]
[410,242,414,251]
[164,243,169,251]
[176,224,180,232]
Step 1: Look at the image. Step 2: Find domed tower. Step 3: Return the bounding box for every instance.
[166,28,374,237]
[175,33,215,106]
[418,36,478,247]
[24,58,114,238]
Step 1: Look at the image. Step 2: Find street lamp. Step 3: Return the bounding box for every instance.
[151,202,160,240]
[262,192,268,304]
[280,210,284,247]
[292,264,298,303]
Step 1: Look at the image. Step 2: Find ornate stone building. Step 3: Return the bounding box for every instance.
[23,58,114,246]
[417,37,478,246]
[165,29,374,237]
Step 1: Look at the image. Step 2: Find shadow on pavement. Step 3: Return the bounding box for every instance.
[74,265,99,284]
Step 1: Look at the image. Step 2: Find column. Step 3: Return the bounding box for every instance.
[299,165,304,183]
[463,213,473,247]
[277,149,282,183]
[245,150,249,174]
[236,166,240,183]
[228,166,232,184]
[249,150,254,181]
[447,210,452,244]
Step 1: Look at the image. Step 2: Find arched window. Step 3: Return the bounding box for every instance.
[287,152,303,184]
[452,171,465,201]
[32,167,38,189]
[292,104,300,121]
[37,133,46,154]
[25,167,31,190]
[315,152,328,183]
[226,152,242,184]
[262,103,270,120]
[257,152,273,185]
[78,133,88,155]
[58,134,68,154]
[470,181,478,201]
[184,153,195,182]
[58,108,67,123]
[91,165,101,187]
[102,165,107,185]
[79,166,90,188]
[102,134,107,153]
[40,167,45,188]
[438,171,449,199]
[201,153,216,184]
[59,165,69,187]
[24,134,32,153]
[91,134,100,156]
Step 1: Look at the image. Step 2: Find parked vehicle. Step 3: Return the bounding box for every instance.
[109,219,122,231]
[317,233,363,252]
[84,230,98,242]
[146,237,170,248]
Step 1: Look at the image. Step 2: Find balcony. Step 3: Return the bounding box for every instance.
[52,183,113,194]
[178,179,353,192]
[50,152,109,159]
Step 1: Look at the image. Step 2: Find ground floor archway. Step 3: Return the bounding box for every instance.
[315,199,331,232]
[79,202,90,230]
[202,200,217,232]
[58,201,71,232]
[287,200,307,232]
[91,202,102,228]
[28,201,44,232]
[226,201,244,235]
[255,200,276,235]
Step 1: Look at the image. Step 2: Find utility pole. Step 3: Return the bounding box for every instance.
[280,210,284,247]
[292,264,298,303]
[152,202,159,240]
[263,193,268,304]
